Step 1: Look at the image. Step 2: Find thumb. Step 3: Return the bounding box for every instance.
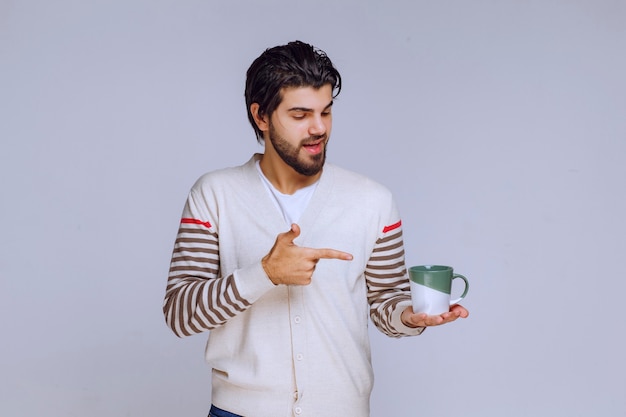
[290,223,301,237]
[279,223,301,244]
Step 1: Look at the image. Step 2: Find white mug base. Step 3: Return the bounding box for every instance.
[410,281,451,316]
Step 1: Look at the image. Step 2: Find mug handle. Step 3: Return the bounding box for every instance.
[449,274,469,305]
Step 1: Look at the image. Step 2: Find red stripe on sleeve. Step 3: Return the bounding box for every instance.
[382,220,402,233]
[181,218,212,229]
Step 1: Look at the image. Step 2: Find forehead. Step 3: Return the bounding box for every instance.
[277,85,333,109]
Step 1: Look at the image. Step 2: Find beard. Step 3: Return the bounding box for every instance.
[268,122,327,177]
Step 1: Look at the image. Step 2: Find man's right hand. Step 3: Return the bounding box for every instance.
[261,223,353,285]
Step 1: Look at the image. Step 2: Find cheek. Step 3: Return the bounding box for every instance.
[275,117,304,135]
[325,120,332,136]
[293,123,312,139]
[325,114,333,129]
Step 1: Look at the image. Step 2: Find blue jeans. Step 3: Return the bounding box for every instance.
[208,405,243,417]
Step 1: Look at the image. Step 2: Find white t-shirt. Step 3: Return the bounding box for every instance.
[255,160,319,225]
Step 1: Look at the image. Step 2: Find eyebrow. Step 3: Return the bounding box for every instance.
[287,101,334,113]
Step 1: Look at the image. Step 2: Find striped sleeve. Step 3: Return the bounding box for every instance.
[365,220,424,338]
[163,216,252,338]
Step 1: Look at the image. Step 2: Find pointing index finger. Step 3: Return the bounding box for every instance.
[312,248,353,261]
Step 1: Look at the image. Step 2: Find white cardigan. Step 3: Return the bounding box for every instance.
[164,154,423,417]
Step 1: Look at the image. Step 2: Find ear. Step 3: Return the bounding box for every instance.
[250,103,269,132]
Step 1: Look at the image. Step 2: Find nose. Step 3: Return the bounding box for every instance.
[308,115,326,137]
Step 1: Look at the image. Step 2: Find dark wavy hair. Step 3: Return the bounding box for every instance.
[245,40,342,143]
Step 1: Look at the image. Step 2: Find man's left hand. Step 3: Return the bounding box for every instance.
[401,304,469,328]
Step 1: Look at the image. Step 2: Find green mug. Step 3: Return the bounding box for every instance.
[409,265,469,315]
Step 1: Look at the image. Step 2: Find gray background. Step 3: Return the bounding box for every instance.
[2,0,625,416]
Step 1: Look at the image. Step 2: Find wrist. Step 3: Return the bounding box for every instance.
[261,256,278,285]
[401,306,423,328]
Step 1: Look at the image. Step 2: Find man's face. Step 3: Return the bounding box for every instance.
[266,85,333,176]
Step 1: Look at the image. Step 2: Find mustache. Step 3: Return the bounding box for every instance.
[300,134,327,146]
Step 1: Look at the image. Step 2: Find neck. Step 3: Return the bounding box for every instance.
[259,152,322,195]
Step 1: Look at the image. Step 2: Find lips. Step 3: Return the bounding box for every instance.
[301,137,326,155]
[302,142,323,154]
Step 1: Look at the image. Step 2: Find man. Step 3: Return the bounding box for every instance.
[164,40,468,417]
